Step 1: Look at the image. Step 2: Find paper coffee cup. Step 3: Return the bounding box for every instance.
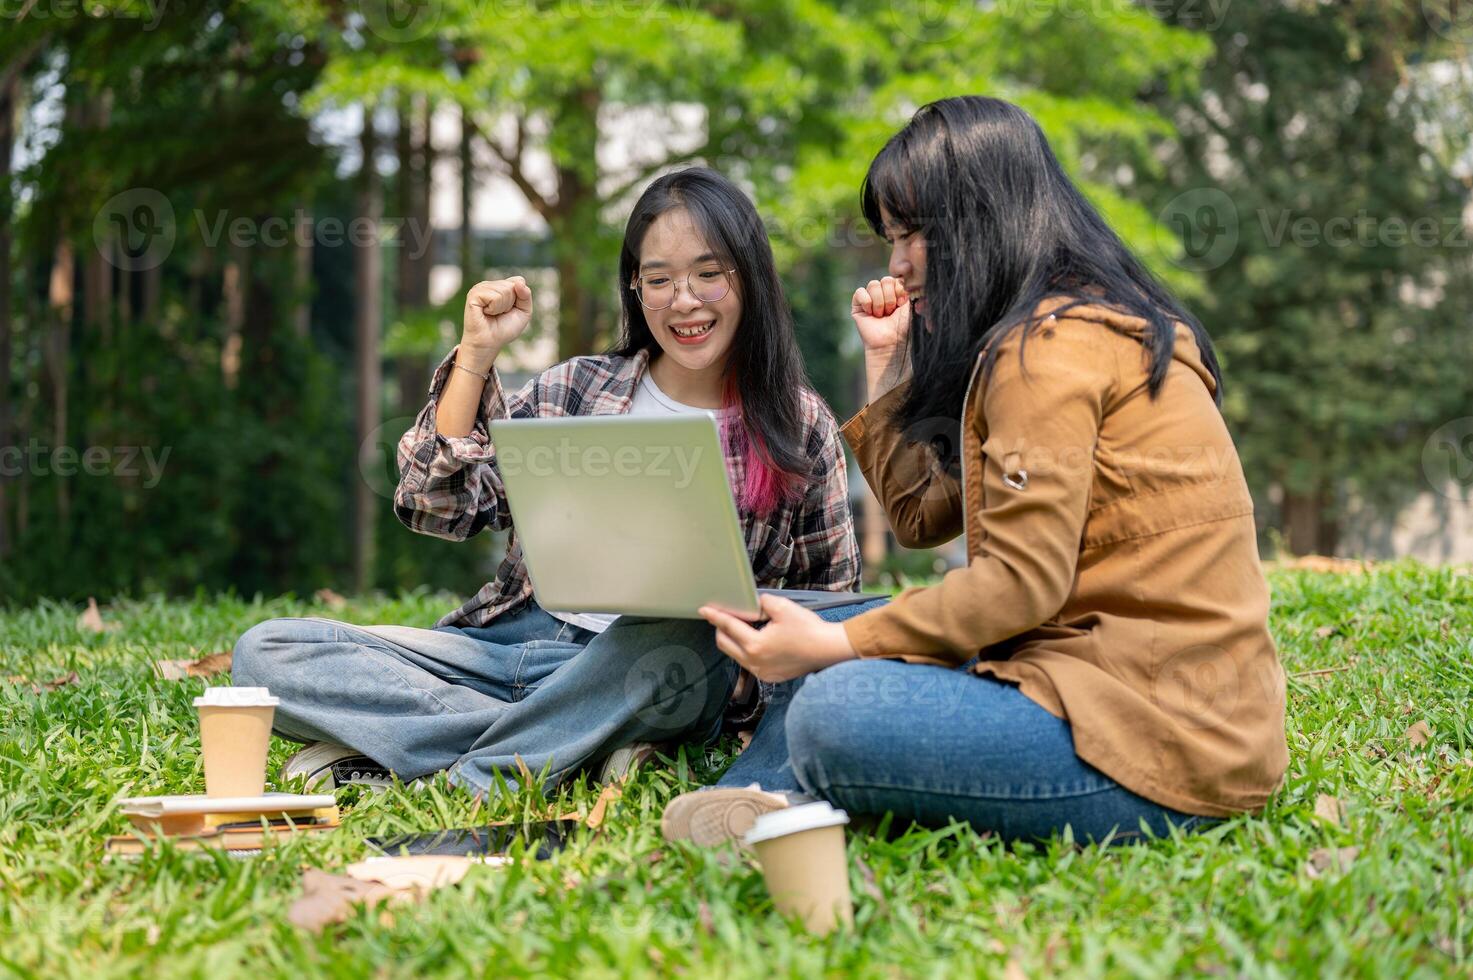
[744,801,854,934]
[194,686,279,798]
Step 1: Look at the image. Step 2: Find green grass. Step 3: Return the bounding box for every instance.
[1,564,1470,978]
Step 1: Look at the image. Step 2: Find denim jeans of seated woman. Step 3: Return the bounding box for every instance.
[717,599,1215,844]
[232,601,740,795]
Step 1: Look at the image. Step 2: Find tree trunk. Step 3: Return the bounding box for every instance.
[17,259,39,540]
[1282,483,1339,557]
[47,238,74,524]
[396,95,413,314]
[220,240,246,388]
[415,98,435,306]
[553,87,602,358]
[0,73,15,557]
[80,92,112,453]
[459,103,476,290]
[395,95,433,415]
[116,244,132,329]
[142,263,161,324]
[291,207,312,339]
[353,103,384,594]
[81,92,112,348]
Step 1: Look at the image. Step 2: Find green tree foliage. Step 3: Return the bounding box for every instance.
[1148,1,1473,554]
[0,1,1238,602]
[0,1,489,603]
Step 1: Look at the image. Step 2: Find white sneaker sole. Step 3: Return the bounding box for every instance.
[281,741,398,791]
[661,787,790,847]
[598,742,662,784]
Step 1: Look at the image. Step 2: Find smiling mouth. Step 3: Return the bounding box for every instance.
[670,321,715,340]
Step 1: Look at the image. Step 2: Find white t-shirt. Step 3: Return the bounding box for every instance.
[543,371,735,635]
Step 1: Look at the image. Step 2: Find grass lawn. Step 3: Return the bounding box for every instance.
[1,563,1470,977]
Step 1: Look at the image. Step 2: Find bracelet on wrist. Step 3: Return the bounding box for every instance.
[453,360,492,382]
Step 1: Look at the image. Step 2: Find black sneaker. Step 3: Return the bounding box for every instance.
[281,740,399,792]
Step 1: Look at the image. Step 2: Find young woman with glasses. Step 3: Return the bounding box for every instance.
[231,167,861,797]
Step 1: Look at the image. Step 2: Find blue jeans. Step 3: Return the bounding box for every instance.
[232,601,738,794]
[718,600,1213,843]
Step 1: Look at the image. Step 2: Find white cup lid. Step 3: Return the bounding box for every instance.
[743,801,850,845]
[194,685,279,708]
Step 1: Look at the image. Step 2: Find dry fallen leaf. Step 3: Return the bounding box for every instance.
[154,651,234,681]
[1313,794,1344,826]
[1405,721,1432,747]
[1043,933,1067,968]
[513,754,536,788]
[853,855,884,903]
[1288,555,1370,574]
[585,781,622,830]
[1003,959,1028,980]
[288,869,386,933]
[1305,846,1360,879]
[313,588,348,609]
[77,597,118,633]
[1312,626,1338,639]
[1291,665,1353,681]
[289,857,483,933]
[4,672,78,695]
[43,671,78,691]
[697,901,715,937]
[345,855,476,893]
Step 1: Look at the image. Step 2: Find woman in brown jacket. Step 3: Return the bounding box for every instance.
[669,96,1288,846]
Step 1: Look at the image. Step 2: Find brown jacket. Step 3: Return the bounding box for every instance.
[839,298,1287,817]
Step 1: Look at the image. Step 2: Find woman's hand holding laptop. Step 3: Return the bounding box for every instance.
[699,595,859,684]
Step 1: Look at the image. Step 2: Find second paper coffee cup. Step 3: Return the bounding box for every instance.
[744,801,854,934]
[195,686,279,798]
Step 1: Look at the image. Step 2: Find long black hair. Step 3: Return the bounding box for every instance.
[861,95,1223,438]
[613,167,813,515]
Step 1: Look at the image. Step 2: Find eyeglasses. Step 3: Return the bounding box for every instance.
[631,266,736,311]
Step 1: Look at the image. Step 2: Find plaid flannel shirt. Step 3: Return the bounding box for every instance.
[394,345,862,633]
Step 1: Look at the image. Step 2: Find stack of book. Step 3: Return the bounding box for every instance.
[107,792,340,856]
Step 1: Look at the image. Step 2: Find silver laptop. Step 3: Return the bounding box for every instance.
[489,414,879,619]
